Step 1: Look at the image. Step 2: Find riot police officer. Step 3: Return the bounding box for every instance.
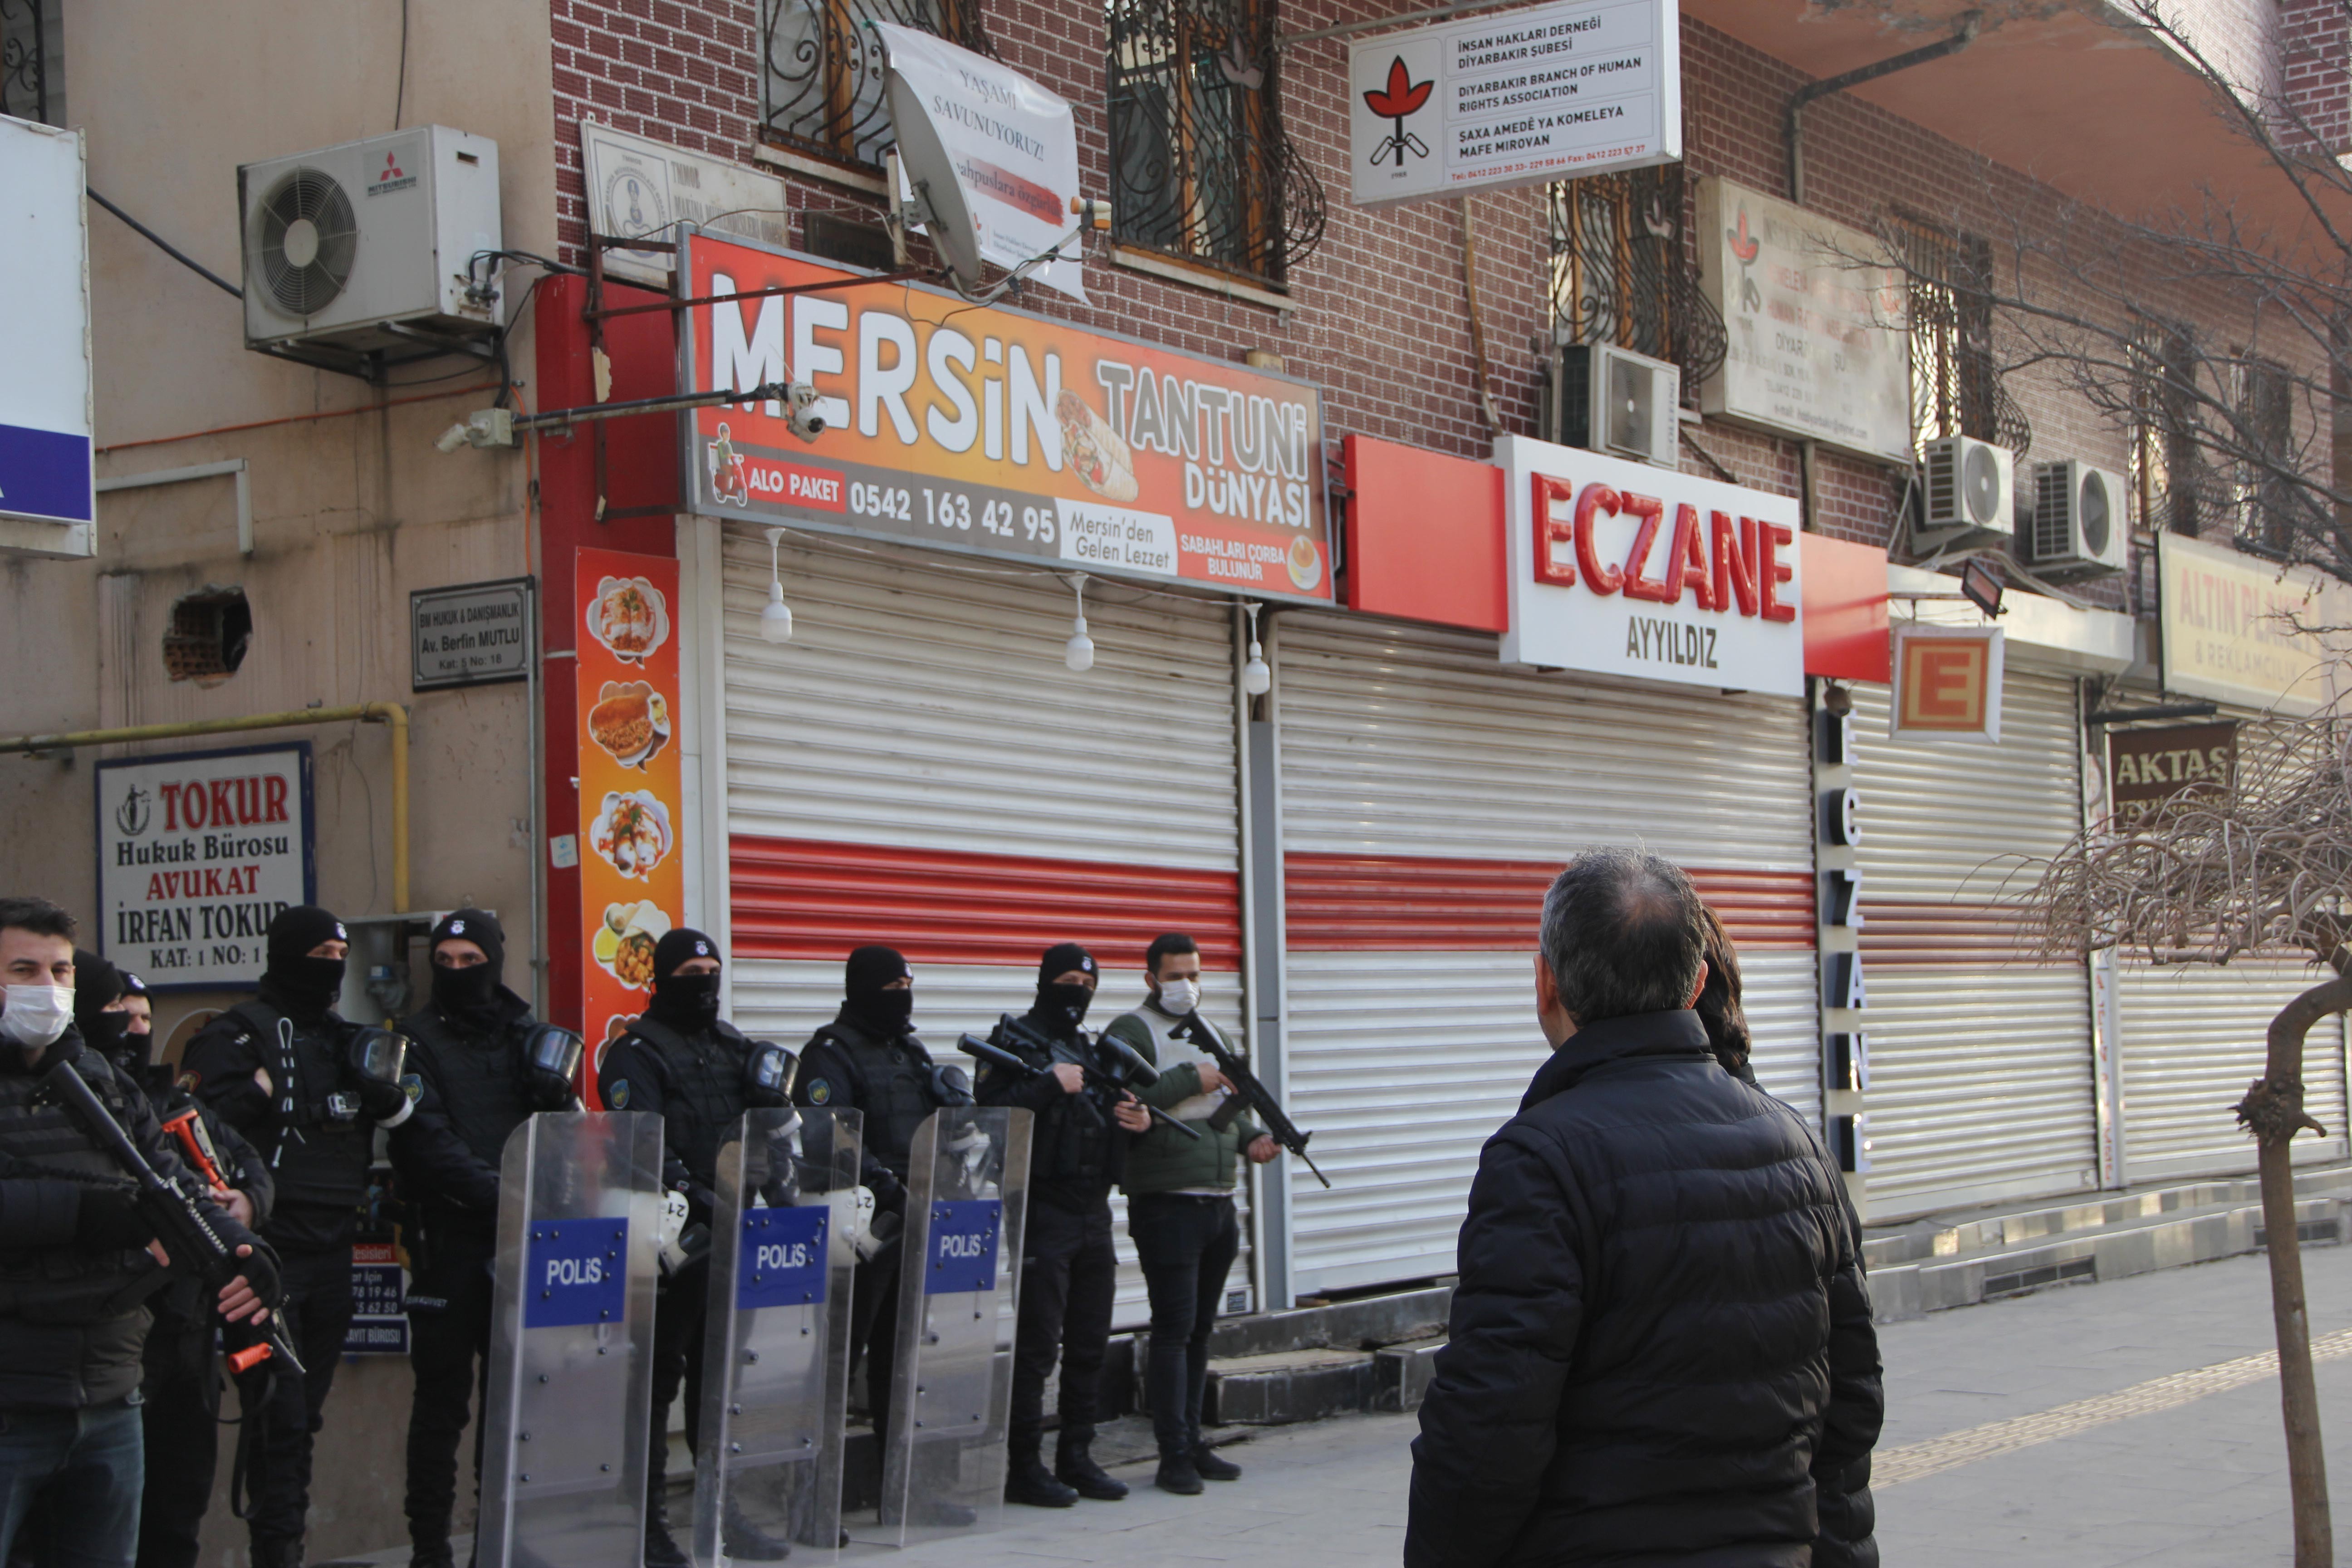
[182,906,416,1568]
[790,946,969,1450]
[597,930,795,1568]
[71,952,276,1568]
[392,911,582,1568]
[974,943,1151,1509]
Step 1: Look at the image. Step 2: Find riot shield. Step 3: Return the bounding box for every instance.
[691,1108,861,1565]
[859,1107,1033,1546]
[476,1112,665,1568]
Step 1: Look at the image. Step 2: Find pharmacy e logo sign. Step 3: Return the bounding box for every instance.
[1891,625,2004,741]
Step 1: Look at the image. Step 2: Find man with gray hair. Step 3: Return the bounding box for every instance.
[1404,850,1881,1568]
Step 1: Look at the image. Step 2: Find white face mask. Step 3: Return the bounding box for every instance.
[1156,977,1200,1016]
[1,985,73,1050]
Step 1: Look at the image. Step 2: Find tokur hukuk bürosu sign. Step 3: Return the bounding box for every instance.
[675,227,1336,604]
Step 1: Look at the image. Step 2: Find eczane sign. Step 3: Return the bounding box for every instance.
[0,114,93,558]
[1498,435,1804,696]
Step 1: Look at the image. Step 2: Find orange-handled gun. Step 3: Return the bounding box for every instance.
[161,1108,275,1373]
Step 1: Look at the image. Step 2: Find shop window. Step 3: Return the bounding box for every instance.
[163,586,252,685]
[759,0,991,174]
[1886,212,2030,459]
[1544,164,1725,393]
[2130,320,2200,537]
[2228,353,2296,555]
[1107,0,1325,288]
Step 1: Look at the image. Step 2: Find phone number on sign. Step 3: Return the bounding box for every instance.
[852,480,1058,543]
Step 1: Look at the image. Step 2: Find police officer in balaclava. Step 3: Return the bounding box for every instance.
[975,943,1152,1509]
[392,910,582,1568]
[793,946,971,1451]
[598,930,795,1567]
[184,906,415,1568]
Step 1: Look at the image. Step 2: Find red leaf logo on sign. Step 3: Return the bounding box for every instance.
[1364,57,1434,170]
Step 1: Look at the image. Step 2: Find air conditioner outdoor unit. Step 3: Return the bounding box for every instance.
[1915,434,2015,552]
[2024,459,2129,579]
[1553,343,1680,470]
[239,127,503,369]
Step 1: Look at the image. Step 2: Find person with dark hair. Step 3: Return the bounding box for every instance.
[791,945,966,1455]
[598,930,794,1568]
[1103,933,1278,1495]
[1404,850,1882,1568]
[183,905,412,1568]
[393,910,579,1568]
[974,943,1151,1509]
[0,899,274,1568]
[1692,905,1755,1084]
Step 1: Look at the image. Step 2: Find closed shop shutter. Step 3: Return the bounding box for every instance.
[719,534,1252,1321]
[1275,614,1817,1297]
[2117,963,2350,1182]
[1848,669,2098,1218]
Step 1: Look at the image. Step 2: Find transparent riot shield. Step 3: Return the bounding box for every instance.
[691,1108,861,1566]
[859,1107,1032,1547]
[476,1112,665,1568]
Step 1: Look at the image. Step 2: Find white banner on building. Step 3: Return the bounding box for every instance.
[1497,433,1805,696]
[0,113,93,559]
[1693,175,1913,464]
[96,745,315,990]
[1348,0,1679,207]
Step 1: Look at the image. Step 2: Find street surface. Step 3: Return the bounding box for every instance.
[870,1243,2352,1566]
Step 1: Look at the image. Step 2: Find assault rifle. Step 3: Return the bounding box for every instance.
[958,1021,1203,1142]
[1172,1016,1331,1189]
[44,1059,303,1377]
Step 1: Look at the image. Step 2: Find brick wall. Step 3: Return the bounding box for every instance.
[2283,0,2351,152]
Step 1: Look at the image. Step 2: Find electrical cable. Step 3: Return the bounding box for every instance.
[86,189,243,300]
[392,0,409,130]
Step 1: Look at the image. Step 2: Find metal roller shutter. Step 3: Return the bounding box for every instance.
[1848,669,2099,1218]
[2117,961,2350,1183]
[1274,614,1817,1296]
[719,533,1252,1321]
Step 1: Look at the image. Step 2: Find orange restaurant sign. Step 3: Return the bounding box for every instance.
[675,227,1336,603]
[1891,623,2004,741]
[574,548,688,1093]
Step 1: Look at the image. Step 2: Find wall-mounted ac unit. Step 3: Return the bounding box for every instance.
[2024,459,2128,579]
[1915,434,2014,552]
[1551,343,1681,470]
[239,127,502,371]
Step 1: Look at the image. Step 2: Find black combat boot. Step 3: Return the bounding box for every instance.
[1191,1442,1242,1481]
[253,1538,305,1568]
[1054,1424,1129,1500]
[1154,1450,1204,1495]
[723,1499,792,1561]
[1004,1443,1079,1508]
[642,1490,690,1568]
[408,1527,457,1568]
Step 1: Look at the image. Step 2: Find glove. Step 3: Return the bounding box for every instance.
[859,1206,902,1263]
[656,1190,710,1277]
[356,1076,412,1127]
[75,1186,156,1251]
[222,1230,282,1306]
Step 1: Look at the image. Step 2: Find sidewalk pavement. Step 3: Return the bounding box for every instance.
[871,1242,2352,1566]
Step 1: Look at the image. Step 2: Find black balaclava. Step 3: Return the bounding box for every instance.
[262,905,348,1022]
[429,908,507,1024]
[646,927,722,1030]
[71,950,131,1063]
[843,945,913,1037]
[1030,942,1098,1034]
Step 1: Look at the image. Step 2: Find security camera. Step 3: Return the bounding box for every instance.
[785,382,826,446]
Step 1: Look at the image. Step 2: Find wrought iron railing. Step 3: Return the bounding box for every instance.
[1,0,54,125]
[760,0,992,173]
[1546,165,1726,388]
[1887,211,2032,459]
[1108,0,1324,288]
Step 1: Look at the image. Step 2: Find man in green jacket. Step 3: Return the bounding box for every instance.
[1103,933,1280,1495]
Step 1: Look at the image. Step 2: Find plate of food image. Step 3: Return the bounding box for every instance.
[1286,535,1324,592]
[1057,389,1140,503]
[588,681,671,769]
[589,789,673,881]
[591,899,671,990]
[586,576,670,663]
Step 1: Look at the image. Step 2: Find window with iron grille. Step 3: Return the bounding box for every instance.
[760,0,991,174]
[1107,0,1324,288]
[2229,353,2295,554]
[1886,212,2030,459]
[1544,165,1725,389]
[0,0,62,127]
[2130,321,2199,537]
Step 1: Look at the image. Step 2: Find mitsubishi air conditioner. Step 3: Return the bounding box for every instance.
[1914,434,2015,552]
[1551,343,1681,470]
[239,127,503,372]
[2024,458,2129,579]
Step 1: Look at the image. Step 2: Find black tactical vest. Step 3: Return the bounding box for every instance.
[808,1019,937,1180]
[399,1004,533,1172]
[995,1018,1122,1191]
[622,1017,748,1190]
[223,999,371,1212]
[0,1041,162,1323]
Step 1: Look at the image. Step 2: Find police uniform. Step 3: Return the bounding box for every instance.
[180,906,412,1568]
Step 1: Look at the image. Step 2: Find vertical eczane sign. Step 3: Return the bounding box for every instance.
[95,745,316,990]
[0,114,94,558]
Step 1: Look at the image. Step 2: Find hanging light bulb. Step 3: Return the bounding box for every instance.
[1240,601,1271,696]
[760,528,793,643]
[1064,573,1095,672]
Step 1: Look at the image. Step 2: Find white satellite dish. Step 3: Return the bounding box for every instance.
[882,63,986,290]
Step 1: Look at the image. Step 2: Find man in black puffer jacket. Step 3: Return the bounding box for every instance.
[1405,850,1882,1568]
